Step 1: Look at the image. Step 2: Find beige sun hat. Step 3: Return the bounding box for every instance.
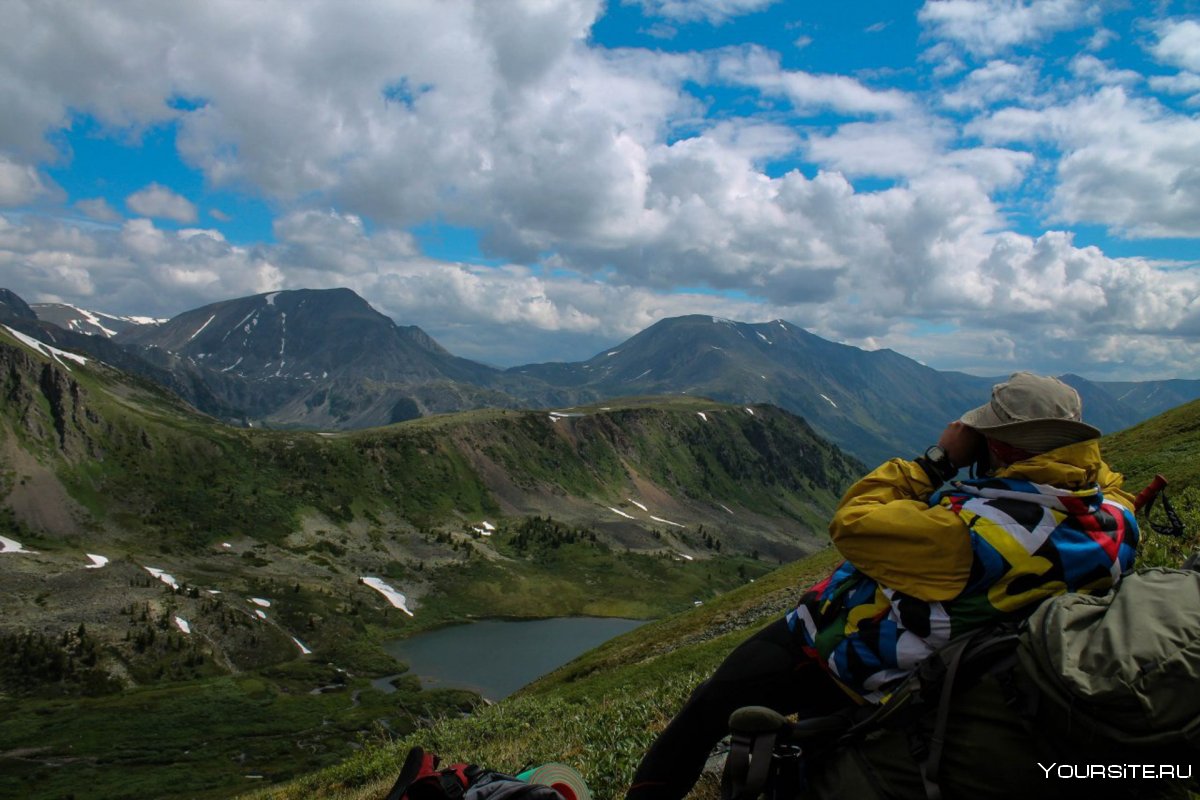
[959,372,1101,453]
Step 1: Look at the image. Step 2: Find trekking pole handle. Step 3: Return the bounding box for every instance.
[1133,474,1168,512]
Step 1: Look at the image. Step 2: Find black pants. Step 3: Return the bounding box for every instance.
[626,618,853,800]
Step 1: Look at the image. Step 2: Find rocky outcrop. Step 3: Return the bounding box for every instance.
[0,341,100,458]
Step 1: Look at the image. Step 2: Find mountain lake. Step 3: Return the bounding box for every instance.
[373,617,646,701]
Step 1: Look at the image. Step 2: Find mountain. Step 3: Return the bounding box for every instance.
[514,317,1200,464]
[0,288,38,320]
[1,319,858,561]
[5,288,1196,464]
[512,315,997,465]
[1093,378,1200,420]
[0,318,860,647]
[1056,373,1146,440]
[1,295,250,423]
[30,302,164,337]
[115,287,522,427]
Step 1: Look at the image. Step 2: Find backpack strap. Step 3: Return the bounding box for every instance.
[436,764,475,799]
[910,626,1022,800]
[722,707,785,800]
[916,631,970,800]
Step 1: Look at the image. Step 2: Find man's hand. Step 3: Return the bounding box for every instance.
[937,421,984,468]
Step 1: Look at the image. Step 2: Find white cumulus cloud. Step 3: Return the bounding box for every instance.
[919,0,1105,57]
[126,184,198,224]
[1151,19,1200,73]
[971,87,1200,238]
[716,46,912,115]
[631,0,779,24]
[0,156,57,206]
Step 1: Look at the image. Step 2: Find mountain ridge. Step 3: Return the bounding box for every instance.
[6,287,1200,464]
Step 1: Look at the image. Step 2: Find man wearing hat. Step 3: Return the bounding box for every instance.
[627,373,1140,800]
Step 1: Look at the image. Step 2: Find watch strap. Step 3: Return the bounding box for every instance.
[917,446,957,485]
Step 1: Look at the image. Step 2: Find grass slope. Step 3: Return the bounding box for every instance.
[1102,397,1200,567]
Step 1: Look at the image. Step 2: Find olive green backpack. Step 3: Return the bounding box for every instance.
[1019,567,1200,752]
[724,567,1200,800]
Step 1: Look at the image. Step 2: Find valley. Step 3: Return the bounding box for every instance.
[0,323,858,799]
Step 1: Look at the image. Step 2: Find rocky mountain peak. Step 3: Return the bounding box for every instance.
[0,288,38,321]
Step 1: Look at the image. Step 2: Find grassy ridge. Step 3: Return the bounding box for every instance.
[1,330,858,553]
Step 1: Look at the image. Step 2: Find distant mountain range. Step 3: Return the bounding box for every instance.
[4,286,1199,464]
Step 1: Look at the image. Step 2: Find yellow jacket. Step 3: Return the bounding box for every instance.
[828,440,1136,602]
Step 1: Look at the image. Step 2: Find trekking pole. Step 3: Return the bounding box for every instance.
[1134,474,1187,539]
[1133,474,1168,512]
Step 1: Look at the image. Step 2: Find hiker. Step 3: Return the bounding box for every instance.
[626,372,1140,800]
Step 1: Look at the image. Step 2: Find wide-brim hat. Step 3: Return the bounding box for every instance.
[959,372,1101,453]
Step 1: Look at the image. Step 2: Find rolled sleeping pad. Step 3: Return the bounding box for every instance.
[516,763,591,800]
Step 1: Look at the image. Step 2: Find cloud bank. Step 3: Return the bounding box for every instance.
[0,0,1196,379]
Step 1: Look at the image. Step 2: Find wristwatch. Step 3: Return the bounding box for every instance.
[917,445,957,485]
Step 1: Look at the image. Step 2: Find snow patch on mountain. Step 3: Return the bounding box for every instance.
[0,535,36,554]
[187,315,216,343]
[361,576,414,616]
[67,306,119,337]
[144,566,180,589]
[85,553,109,569]
[4,325,88,369]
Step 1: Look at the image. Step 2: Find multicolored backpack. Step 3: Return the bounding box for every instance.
[384,747,569,800]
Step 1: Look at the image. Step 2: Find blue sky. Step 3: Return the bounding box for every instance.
[1,0,1198,378]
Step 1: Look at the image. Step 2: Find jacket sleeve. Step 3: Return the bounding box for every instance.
[828,459,973,602]
[1096,461,1137,513]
